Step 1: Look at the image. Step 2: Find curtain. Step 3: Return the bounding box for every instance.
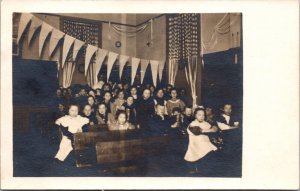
[62,54,76,88]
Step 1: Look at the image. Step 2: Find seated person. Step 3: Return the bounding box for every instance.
[130,86,139,101]
[184,108,218,173]
[166,88,185,116]
[136,88,155,129]
[170,107,182,129]
[87,96,97,113]
[149,104,172,134]
[182,105,194,128]
[122,96,137,125]
[81,104,97,126]
[108,110,135,131]
[54,104,89,162]
[216,103,239,130]
[102,91,114,114]
[112,89,126,114]
[95,103,108,125]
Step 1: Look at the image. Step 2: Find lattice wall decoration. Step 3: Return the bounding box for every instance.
[167,13,200,69]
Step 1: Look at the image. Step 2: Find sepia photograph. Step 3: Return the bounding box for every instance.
[12,12,243,177]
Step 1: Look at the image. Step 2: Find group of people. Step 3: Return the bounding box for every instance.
[52,82,240,174]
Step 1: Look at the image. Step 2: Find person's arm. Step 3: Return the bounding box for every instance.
[217,122,238,130]
[202,126,218,133]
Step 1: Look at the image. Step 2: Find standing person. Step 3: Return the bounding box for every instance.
[108,110,135,131]
[166,88,185,116]
[95,103,108,125]
[136,88,155,130]
[122,96,137,125]
[184,108,218,174]
[54,104,89,162]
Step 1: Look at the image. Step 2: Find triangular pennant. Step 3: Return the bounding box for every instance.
[119,55,130,79]
[158,60,166,81]
[85,44,98,76]
[72,39,85,61]
[17,13,33,44]
[27,16,43,45]
[106,52,119,82]
[94,48,108,83]
[140,59,149,84]
[38,22,53,57]
[61,34,75,68]
[49,29,65,57]
[131,57,140,85]
[150,60,159,86]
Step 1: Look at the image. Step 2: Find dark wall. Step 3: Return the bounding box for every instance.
[13,57,59,106]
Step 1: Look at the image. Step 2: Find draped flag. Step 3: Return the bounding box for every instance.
[27,16,42,45]
[119,55,130,79]
[140,59,149,84]
[17,13,33,44]
[168,58,178,86]
[131,57,140,85]
[49,29,65,57]
[106,52,119,82]
[72,39,85,61]
[185,56,199,107]
[150,60,159,86]
[62,34,75,68]
[158,60,165,82]
[85,44,98,76]
[93,48,108,84]
[39,22,53,57]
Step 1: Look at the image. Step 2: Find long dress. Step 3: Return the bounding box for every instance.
[54,115,89,161]
[184,120,217,162]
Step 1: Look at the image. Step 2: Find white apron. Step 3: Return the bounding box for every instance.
[54,115,89,161]
[184,120,217,162]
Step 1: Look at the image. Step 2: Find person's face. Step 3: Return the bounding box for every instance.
[58,104,64,112]
[173,111,180,116]
[96,90,101,95]
[118,91,125,99]
[124,84,129,90]
[130,88,137,95]
[67,88,72,94]
[83,105,92,116]
[69,105,79,117]
[98,104,106,115]
[118,113,126,125]
[88,97,95,105]
[180,89,186,96]
[117,83,123,89]
[56,89,62,96]
[62,90,67,96]
[127,97,134,106]
[156,105,165,115]
[167,86,172,92]
[195,110,205,122]
[205,107,213,116]
[80,89,86,95]
[185,108,192,117]
[103,85,110,91]
[224,105,232,116]
[156,89,164,98]
[143,89,151,100]
[150,86,155,93]
[104,93,111,101]
[171,90,177,99]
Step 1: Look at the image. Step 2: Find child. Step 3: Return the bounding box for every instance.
[102,91,113,114]
[136,88,155,129]
[182,106,194,129]
[81,104,97,125]
[166,88,185,116]
[149,104,171,135]
[216,103,239,130]
[184,108,218,173]
[54,104,89,162]
[122,96,137,125]
[87,96,97,113]
[112,89,126,114]
[108,110,135,131]
[95,103,108,125]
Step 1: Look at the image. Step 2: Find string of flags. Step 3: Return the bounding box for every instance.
[16,13,165,87]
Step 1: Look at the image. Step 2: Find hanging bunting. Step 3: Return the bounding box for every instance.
[85,44,98,76]
[72,39,85,61]
[140,59,149,84]
[38,22,53,57]
[61,34,75,68]
[49,29,65,57]
[158,60,165,82]
[106,52,119,82]
[27,16,42,45]
[118,55,130,79]
[131,57,140,85]
[94,48,108,83]
[150,60,159,86]
[17,13,33,44]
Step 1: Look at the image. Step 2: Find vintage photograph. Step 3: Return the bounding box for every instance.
[13,13,243,177]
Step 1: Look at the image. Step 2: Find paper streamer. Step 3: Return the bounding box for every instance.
[49,29,65,57]
[118,55,130,79]
[150,60,159,86]
[131,57,140,85]
[61,34,75,68]
[140,59,149,84]
[39,22,53,57]
[17,13,33,44]
[94,48,108,83]
[27,16,42,45]
[106,52,119,82]
[72,39,85,61]
[158,60,165,82]
[85,44,98,76]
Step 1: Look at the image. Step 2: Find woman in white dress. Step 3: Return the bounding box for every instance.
[54,104,89,162]
[184,108,218,173]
